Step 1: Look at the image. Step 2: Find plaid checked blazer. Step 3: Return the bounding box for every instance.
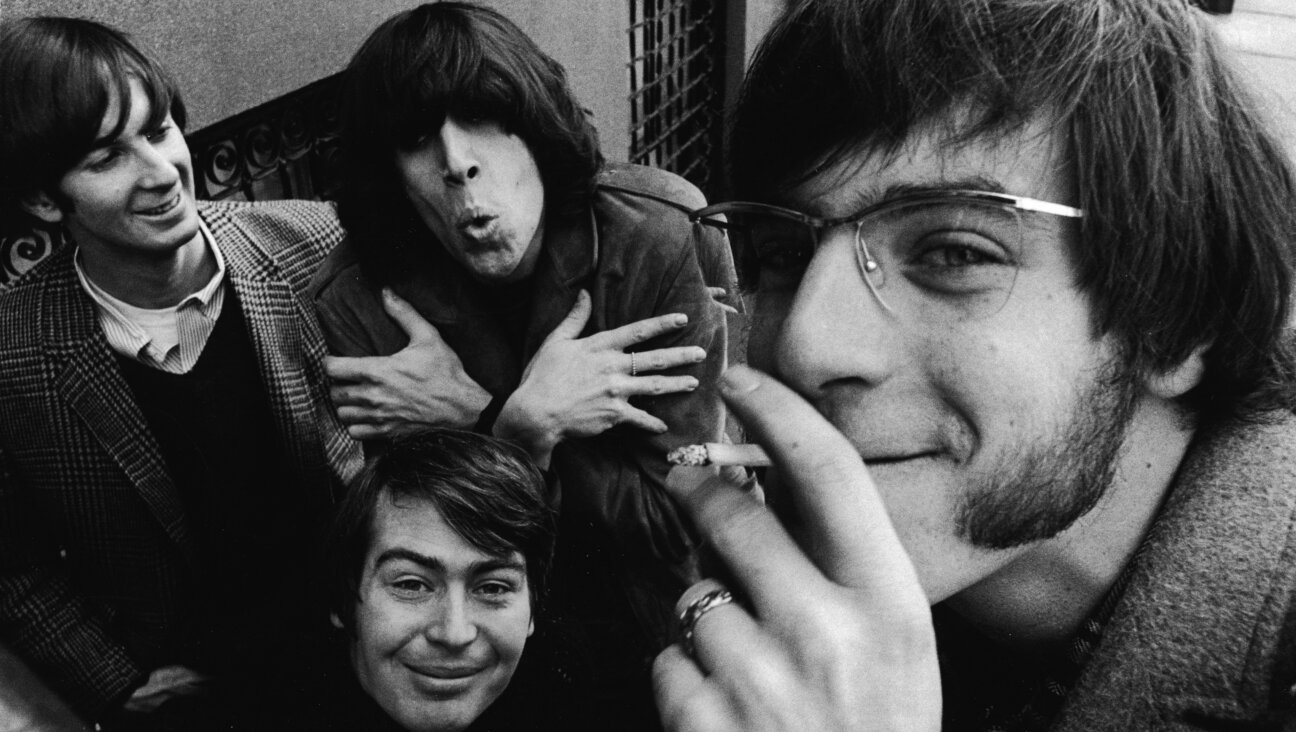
[0,200,362,718]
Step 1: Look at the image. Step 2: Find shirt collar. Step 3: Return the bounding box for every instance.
[73,219,225,360]
[181,217,225,308]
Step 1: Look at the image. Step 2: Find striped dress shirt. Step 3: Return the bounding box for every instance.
[73,220,226,374]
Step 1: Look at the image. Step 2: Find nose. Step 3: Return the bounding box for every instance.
[423,590,478,648]
[438,118,481,186]
[773,230,902,399]
[136,142,181,191]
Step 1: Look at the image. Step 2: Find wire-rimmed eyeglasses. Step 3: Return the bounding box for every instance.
[691,190,1085,322]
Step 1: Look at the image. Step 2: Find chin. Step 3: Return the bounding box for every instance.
[151,226,202,256]
[393,702,483,732]
[469,260,527,283]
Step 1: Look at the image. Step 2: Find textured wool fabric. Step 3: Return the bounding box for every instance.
[0,199,362,718]
[1052,413,1296,729]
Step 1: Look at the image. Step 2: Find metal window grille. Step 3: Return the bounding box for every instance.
[628,0,725,195]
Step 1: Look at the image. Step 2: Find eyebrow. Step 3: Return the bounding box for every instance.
[372,547,526,575]
[798,175,1008,218]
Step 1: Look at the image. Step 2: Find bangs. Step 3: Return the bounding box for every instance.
[362,9,523,149]
[733,0,1097,199]
[45,21,181,154]
[387,51,519,149]
[89,61,178,146]
[0,16,184,196]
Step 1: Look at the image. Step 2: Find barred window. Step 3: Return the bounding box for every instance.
[628,0,726,195]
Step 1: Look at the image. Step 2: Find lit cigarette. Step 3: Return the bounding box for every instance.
[667,443,772,467]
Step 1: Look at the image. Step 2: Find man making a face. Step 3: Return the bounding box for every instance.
[0,16,360,728]
[654,0,1296,729]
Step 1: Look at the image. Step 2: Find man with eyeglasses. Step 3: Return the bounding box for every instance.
[653,0,1296,730]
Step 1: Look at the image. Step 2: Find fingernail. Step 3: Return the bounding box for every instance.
[381,287,394,301]
[686,378,699,391]
[674,314,688,326]
[693,347,706,362]
[721,365,760,395]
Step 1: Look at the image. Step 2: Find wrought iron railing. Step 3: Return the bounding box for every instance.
[189,73,343,202]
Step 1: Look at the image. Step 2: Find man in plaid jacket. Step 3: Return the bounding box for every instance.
[0,17,361,728]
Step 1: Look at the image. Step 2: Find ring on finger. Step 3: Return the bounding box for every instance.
[630,351,637,377]
[678,586,735,657]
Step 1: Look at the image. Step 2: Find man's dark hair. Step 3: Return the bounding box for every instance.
[336,1,603,281]
[733,0,1296,423]
[326,429,556,632]
[0,16,186,228]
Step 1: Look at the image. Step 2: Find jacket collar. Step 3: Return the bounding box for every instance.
[1053,414,1296,728]
[35,201,319,557]
[37,244,193,553]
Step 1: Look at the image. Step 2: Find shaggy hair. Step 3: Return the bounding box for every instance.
[336,1,603,282]
[731,0,1296,423]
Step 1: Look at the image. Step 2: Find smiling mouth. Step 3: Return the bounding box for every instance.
[137,193,181,217]
[407,663,484,680]
[863,452,939,467]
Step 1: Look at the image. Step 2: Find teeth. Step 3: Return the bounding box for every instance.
[140,194,178,215]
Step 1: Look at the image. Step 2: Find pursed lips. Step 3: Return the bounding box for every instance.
[454,203,494,229]
[455,211,504,244]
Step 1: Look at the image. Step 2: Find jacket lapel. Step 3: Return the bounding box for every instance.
[522,207,599,357]
[41,249,193,552]
[204,205,335,500]
[1053,417,1296,729]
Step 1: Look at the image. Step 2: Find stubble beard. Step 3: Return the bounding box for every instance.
[956,357,1141,550]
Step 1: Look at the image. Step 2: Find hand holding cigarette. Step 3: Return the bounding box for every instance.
[654,365,939,731]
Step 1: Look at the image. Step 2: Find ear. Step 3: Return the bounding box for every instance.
[1144,344,1207,400]
[329,612,344,630]
[20,191,64,224]
[527,615,535,638]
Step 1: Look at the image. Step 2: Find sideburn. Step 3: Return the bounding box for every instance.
[956,358,1141,549]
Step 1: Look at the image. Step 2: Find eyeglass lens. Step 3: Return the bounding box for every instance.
[715,199,1025,322]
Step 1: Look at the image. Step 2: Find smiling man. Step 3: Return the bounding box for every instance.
[309,3,736,725]
[322,430,566,732]
[653,0,1296,730]
[0,16,359,728]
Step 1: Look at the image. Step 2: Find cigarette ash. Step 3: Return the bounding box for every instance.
[667,444,710,466]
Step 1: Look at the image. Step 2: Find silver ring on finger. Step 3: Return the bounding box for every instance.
[679,587,735,657]
[630,351,637,377]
